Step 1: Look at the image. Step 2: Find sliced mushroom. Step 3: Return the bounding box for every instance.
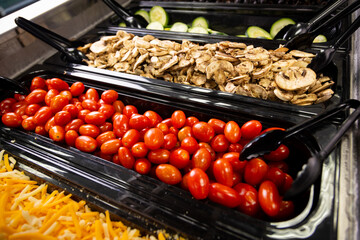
[315,89,334,103]
[191,73,207,86]
[291,93,317,105]
[275,67,317,91]
[235,61,254,74]
[90,40,108,54]
[206,60,234,85]
[289,50,316,58]
[274,88,294,102]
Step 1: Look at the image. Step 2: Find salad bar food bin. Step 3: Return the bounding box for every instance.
[0,0,359,239]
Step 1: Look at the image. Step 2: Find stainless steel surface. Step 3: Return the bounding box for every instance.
[0,0,113,78]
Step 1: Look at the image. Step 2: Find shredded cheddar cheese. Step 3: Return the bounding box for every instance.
[0,150,185,240]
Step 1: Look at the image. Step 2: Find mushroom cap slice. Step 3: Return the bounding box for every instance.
[90,40,108,54]
[206,60,234,85]
[275,67,317,91]
[274,88,294,102]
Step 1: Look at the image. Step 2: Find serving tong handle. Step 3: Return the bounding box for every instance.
[284,99,360,199]
[284,0,360,50]
[0,76,29,94]
[15,17,87,64]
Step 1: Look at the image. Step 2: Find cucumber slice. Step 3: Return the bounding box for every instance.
[246,26,272,40]
[118,22,126,27]
[135,10,150,23]
[192,17,209,29]
[188,26,208,34]
[146,21,164,30]
[149,6,168,26]
[208,29,227,35]
[270,18,296,38]
[313,34,327,43]
[170,22,188,32]
[236,34,247,38]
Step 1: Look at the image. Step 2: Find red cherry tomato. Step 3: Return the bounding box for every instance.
[79,124,100,138]
[113,114,129,138]
[96,131,116,146]
[268,161,289,173]
[208,118,226,134]
[129,114,151,131]
[62,104,79,119]
[144,110,162,127]
[50,95,69,113]
[144,128,164,150]
[30,76,46,91]
[101,90,118,104]
[187,168,210,200]
[54,111,72,126]
[22,116,36,131]
[81,99,99,111]
[272,201,295,221]
[98,104,115,119]
[47,78,69,91]
[84,111,106,126]
[185,116,199,127]
[191,147,212,172]
[244,158,268,186]
[265,167,285,189]
[70,82,85,97]
[228,143,244,153]
[169,148,190,169]
[258,180,281,217]
[148,149,170,164]
[192,122,215,143]
[233,183,260,217]
[222,152,247,173]
[177,126,193,142]
[241,120,262,140]
[181,136,199,154]
[35,125,47,136]
[156,122,169,134]
[75,136,97,153]
[112,100,125,113]
[122,105,138,118]
[224,121,241,143]
[65,119,84,132]
[171,110,186,129]
[155,164,182,185]
[280,173,293,195]
[33,106,53,126]
[85,88,99,101]
[101,139,121,155]
[213,158,234,187]
[198,142,216,161]
[134,158,152,175]
[49,125,65,142]
[131,142,148,158]
[162,133,178,150]
[118,147,135,169]
[122,129,141,148]
[210,134,230,153]
[65,130,79,146]
[2,112,22,127]
[25,89,47,104]
[208,183,241,208]
[99,122,113,133]
[59,90,72,102]
[264,144,290,161]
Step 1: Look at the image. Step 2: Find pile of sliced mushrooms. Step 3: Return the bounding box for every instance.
[78,30,334,105]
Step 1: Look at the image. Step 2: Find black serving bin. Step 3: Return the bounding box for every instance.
[0,65,342,239]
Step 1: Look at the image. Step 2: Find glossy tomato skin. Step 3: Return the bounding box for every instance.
[122,105,138,118]
[62,104,79,119]
[65,119,84,132]
[101,139,121,155]
[213,158,234,187]
[198,142,216,161]
[264,144,290,161]
[129,114,151,131]
[244,158,268,186]
[162,133,178,150]
[96,131,116,146]
[79,124,100,138]
[50,95,69,113]
[148,149,170,164]
[81,99,99,111]
[2,112,22,127]
[22,116,36,131]
[241,120,262,140]
[208,183,241,208]
[181,136,199,154]
[99,122,113,133]
[177,126,193,142]
[144,128,164,150]
[188,168,210,200]
[134,158,152,175]
[155,164,182,185]
[228,143,244,153]
[101,90,118,104]
[49,125,65,142]
[233,183,260,217]
[33,106,53,126]
[75,136,97,153]
[112,100,125,113]
[210,134,230,153]
[156,122,169,134]
[122,129,141,148]
[44,89,59,106]
[30,76,46,91]
[191,147,212,172]
[54,111,72,126]
[272,200,295,221]
[131,142,148,158]
[85,88,99,101]
[192,122,215,143]
[144,110,162,127]
[35,125,47,136]
[224,121,241,143]
[118,147,135,169]
[222,152,247,173]
[70,82,85,96]
[45,117,56,132]
[169,148,190,169]
[47,78,69,91]
[171,110,186,129]
[208,118,226,134]
[258,180,281,217]
[113,114,129,138]
[84,111,106,126]
[265,167,285,189]
[185,116,199,127]
[98,104,115,119]
[65,130,79,146]
[25,89,47,104]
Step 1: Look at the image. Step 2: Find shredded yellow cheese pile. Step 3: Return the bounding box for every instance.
[0,150,173,240]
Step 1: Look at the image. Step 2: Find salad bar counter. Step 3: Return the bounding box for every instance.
[0,0,359,239]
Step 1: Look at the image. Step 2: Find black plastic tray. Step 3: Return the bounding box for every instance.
[0,66,342,239]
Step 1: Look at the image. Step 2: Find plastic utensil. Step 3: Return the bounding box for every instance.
[15,17,87,64]
[102,0,148,28]
[284,99,360,199]
[0,76,29,94]
[274,0,348,40]
[284,0,360,50]
[307,14,360,72]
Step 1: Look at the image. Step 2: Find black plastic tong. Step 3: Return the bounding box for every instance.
[240,99,360,199]
[15,17,87,64]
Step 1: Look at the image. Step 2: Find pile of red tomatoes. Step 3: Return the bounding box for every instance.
[1,76,295,220]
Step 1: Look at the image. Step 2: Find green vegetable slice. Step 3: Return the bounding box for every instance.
[270,18,296,38]
[208,29,227,35]
[135,10,150,23]
[146,21,164,30]
[313,34,327,43]
[149,6,168,26]
[246,26,272,39]
[192,17,209,29]
[188,26,208,34]
[170,22,188,32]
[118,22,126,27]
